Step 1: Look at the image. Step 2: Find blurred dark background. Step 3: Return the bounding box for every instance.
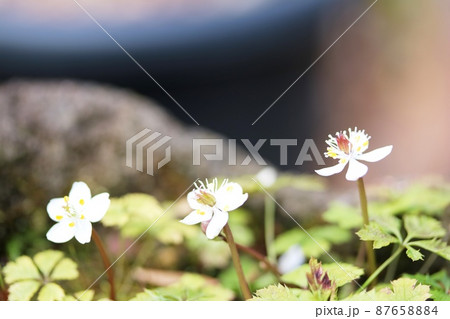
[1,0,449,176]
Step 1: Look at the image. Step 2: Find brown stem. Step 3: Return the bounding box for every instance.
[357,178,377,284]
[220,235,281,278]
[223,224,252,300]
[219,235,302,289]
[92,229,116,300]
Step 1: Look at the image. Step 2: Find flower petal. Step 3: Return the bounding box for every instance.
[85,193,110,223]
[345,159,368,181]
[205,208,229,239]
[69,182,92,211]
[357,145,393,162]
[215,182,248,212]
[46,220,75,243]
[315,162,346,177]
[47,198,67,222]
[187,190,204,210]
[74,219,92,244]
[180,208,213,225]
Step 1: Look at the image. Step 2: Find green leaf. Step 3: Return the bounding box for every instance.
[8,280,41,301]
[3,256,41,284]
[102,194,164,236]
[405,271,450,292]
[37,283,65,301]
[308,226,352,245]
[371,214,402,240]
[356,223,398,249]
[33,250,64,278]
[282,263,364,288]
[344,290,377,301]
[131,274,234,301]
[63,290,95,301]
[376,278,431,301]
[251,284,314,301]
[322,202,362,229]
[130,289,171,301]
[409,239,450,260]
[383,183,450,216]
[429,289,450,301]
[405,246,424,261]
[273,226,347,258]
[404,215,445,240]
[50,258,79,280]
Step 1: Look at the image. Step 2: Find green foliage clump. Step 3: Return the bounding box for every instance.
[3,250,78,300]
[130,274,234,301]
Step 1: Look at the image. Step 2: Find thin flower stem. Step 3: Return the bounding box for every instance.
[358,246,404,292]
[223,224,252,300]
[357,178,377,279]
[264,195,277,264]
[92,229,116,300]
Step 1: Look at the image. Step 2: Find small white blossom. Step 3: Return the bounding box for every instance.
[278,244,305,274]
[315,128,393,181]
[255,167,278,188]
[46,182,110,244]
[180,178,248,239]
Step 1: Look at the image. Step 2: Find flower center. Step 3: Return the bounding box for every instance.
[195,190,216,207]
[336,133,350,154]
[62,196,79,218]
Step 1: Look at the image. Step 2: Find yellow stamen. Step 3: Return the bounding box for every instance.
[196,209,205,215]
[64,196,69,203]
[340,158,347,164]
[69,222,75,227]
[79,199,85,205]
[80,215,85,220]
[56,215,63,221]
[363,141,369,146]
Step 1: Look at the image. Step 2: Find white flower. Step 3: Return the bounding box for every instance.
[315,127,393,181]
[46,181,110,244]
[180,178,248,239]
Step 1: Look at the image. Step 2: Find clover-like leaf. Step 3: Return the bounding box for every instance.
[282,263,363,288]
[3,250,79,301]
[404,215,445,240]
[33,250,64,278]
[37,283,65,301]
[356,223,398,249]
[7,280,41,301]
[377,278,431,301]
[409,239,450,261]
[251,284,313,301]
[3,256,40,284]
[406,246,424,261]
[50,258,79,280]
